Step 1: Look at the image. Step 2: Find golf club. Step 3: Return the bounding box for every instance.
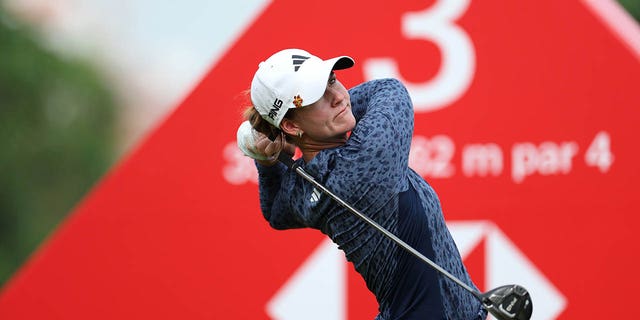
[274,151,533,320]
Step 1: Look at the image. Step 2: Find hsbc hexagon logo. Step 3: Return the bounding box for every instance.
[267,221,566,320]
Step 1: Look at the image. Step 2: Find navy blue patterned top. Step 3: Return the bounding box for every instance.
[256,79,486,320]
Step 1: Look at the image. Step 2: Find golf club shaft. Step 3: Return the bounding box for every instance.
[277,153,483,301]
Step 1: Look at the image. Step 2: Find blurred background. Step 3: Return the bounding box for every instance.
[0,0,638,289]
[0,0,269,286]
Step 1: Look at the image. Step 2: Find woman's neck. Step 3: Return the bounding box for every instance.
[299,134,349,163]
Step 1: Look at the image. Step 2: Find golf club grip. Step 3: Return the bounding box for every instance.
[277,152,296,169]
[265,130,297,169]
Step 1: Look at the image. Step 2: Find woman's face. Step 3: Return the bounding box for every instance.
[290,72,356,141]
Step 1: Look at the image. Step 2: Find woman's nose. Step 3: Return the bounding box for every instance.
[331,88,346,107]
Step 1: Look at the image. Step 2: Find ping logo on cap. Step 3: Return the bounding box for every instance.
[268,98,283,120]
[292,55,310,71]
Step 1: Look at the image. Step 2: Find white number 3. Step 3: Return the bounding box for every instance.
[363,0,475,113]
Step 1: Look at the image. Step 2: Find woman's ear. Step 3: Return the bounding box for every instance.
[280,118,300,137]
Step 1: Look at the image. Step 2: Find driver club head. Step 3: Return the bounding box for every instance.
[481,284,532,320]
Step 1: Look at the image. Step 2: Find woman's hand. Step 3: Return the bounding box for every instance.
[253,132,285,166]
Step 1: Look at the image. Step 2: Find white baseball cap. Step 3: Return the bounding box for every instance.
[250,48,354,128]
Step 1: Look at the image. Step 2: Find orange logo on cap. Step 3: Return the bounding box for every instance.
[293,95,303,108]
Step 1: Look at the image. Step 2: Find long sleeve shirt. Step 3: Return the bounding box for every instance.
[256,78,486,320]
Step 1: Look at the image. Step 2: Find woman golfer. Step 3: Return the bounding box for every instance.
[238,48,486,320]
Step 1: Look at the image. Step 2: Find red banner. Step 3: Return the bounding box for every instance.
[1,1,639,319]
